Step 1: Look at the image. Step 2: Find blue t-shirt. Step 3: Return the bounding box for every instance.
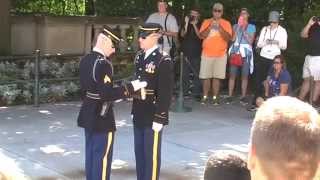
[233,24,256,45]
[267,68,291,97]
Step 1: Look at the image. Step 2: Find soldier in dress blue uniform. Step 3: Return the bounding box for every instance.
[77,26,147,180]
[132,23,174,180]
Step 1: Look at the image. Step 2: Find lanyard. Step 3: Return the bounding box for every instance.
[269,26,279,41]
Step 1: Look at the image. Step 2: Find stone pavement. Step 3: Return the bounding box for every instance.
[0,98,254,180]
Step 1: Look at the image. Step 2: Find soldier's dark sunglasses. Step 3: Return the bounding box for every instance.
[213,9,222,13]
[139,35,149,39]
[139,33,152,39]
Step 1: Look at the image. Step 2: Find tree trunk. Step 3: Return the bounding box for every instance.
[85,0,95,15]
[0,0,11,55]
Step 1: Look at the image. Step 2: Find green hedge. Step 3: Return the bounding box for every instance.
[0,55,134,106]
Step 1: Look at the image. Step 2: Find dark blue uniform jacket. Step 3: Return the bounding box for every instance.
[78,51,133,132]
[132,48,174,128]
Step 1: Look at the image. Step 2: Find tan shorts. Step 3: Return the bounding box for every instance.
[302,55,320,81]
[199,54,227,79]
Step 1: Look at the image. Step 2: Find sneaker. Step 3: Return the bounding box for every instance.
[211,96,220,105]
[247,105,257,112]
[240,96,249,105]
[200,96,208,105]
[313,104,320,112]
[225,96,234,105]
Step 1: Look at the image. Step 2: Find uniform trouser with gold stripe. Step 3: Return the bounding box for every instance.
[85,129,114,180]
[134,126,162,180]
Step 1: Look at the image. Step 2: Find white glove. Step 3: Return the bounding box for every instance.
[131,80,147,91]
[152,122,163,132]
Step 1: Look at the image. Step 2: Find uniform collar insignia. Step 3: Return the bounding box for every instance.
[104,75,111,83]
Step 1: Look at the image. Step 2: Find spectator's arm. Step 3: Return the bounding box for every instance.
[301,17,316,38]
[218,23,232,42]
[180,16,189,37]
[243,28,256,45]
[200,25,211,39]
[180,28,187,37]
[279,84,289,96]
[163,15,179,38]
[231,26,237,42]
[278,29,288,50]
[279,71,291,96]
[257,27,267,48]
[163,31,178,37]
[200,28,211,39]
[199,19,213,39]
[264,78,270,97]
[192,23,201,39]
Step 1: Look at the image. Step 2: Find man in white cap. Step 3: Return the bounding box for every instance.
[199,2,232,105]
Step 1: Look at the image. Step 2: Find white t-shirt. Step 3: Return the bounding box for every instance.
[257,25,287,60]
[146,12,179,54]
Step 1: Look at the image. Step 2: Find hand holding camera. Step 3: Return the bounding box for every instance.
[184,16,189,24]
[211,21,220,30]
[308,16,320,26]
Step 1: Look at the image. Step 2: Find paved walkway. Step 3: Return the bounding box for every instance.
[0,98,254,180]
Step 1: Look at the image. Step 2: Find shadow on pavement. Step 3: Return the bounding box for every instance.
[37,168,197,180]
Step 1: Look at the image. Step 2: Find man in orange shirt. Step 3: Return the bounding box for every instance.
[199,2,232,105]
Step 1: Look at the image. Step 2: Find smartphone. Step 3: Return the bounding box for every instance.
[212,23,219,30]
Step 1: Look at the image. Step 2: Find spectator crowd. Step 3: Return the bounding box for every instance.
[145,2,320,179]
[149,0,320,112]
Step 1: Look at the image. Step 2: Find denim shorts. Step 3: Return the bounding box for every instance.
[229,57,250,77]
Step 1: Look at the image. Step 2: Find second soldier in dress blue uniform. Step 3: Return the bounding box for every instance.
[77,26,147,180]
[132,23,174,180]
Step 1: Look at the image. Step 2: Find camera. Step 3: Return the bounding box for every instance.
[188,15,196,22]
[312,16,320,22]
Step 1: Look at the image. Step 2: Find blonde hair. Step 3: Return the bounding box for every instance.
[0,151,28,180]
[250,96,320,180]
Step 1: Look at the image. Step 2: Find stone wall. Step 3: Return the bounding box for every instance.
[0,0,11,55]
[10,15,142,55]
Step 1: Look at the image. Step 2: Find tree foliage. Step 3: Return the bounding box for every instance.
[11,0,86,15]
[9,0,320,87]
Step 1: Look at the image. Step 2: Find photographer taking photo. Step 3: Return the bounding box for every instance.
[299,15,320,110]
[180,6,202,99]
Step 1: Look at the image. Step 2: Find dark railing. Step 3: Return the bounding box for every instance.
[0,50,134,107]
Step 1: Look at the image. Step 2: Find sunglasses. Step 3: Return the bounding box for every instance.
[213,9,222,13]
[139,35,148,39]
[139,33,158,40]
[138,32,153,39]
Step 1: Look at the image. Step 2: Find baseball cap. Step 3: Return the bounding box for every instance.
[268,11,280,22]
